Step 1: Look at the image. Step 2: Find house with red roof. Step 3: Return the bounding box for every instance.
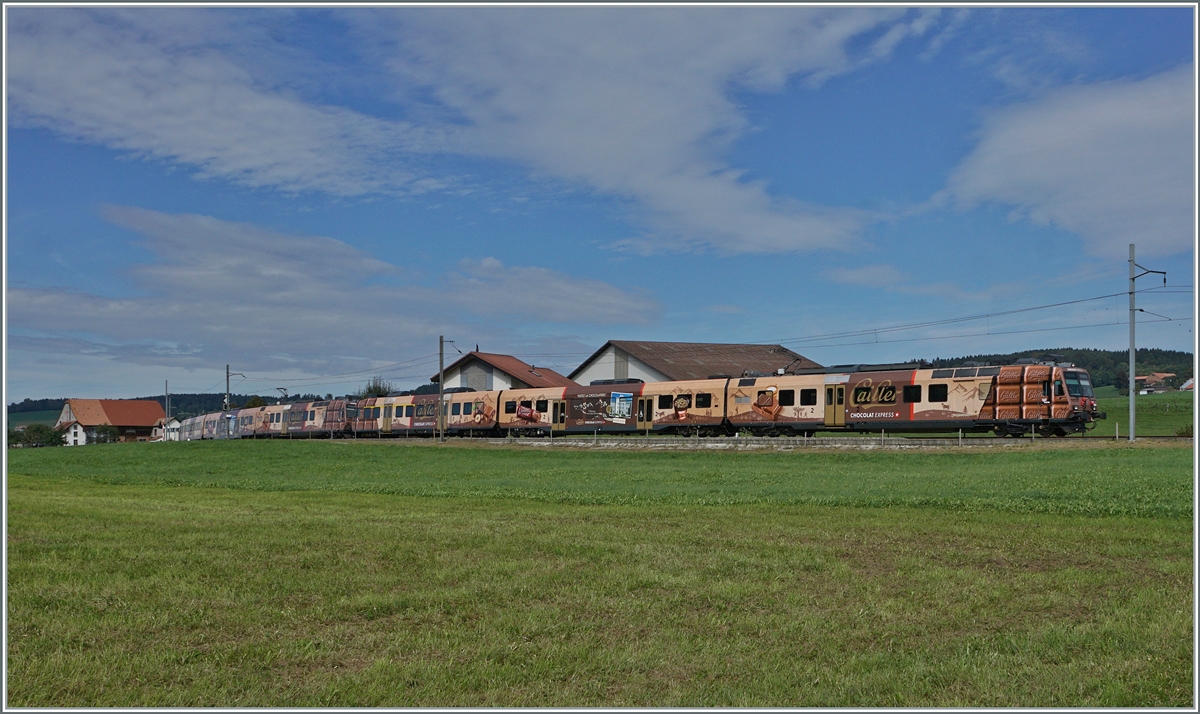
[432,351,576,391]
[54,399,166,445]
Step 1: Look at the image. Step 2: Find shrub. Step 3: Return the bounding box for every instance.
[1175,423,1192,438]
[19,424,65,447]
[91,425,120,444]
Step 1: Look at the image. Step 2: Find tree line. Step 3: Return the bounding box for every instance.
[915,348,1193,394]
[9,347,1194,416]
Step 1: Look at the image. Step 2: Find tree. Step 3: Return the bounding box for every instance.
[20,424,66,447]
[92,425,120,444]
[244,395,266,408]
[356,376,393,398]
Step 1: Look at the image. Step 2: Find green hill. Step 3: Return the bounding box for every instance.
[917,348,1192,392]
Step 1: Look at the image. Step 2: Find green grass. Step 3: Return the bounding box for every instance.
[1092,390,1193,437]
[7,441,1193,706]
[6,410,61,428]
[7,440,1192,518]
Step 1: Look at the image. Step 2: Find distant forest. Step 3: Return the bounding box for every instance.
[916,348,1192,393]
[8,348,1193,414]
[6,393,329,419]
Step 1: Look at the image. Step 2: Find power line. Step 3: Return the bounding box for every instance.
[767,286,1189,346]
[790,316,1191,351]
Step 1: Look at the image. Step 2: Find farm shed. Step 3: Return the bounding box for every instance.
[569,340,822,384]
[432,351,577,391]
[54,399,166,445]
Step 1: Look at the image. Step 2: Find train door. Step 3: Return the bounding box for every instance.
[637,397,654,431]
[381,404,393,434]
[551,401,567,432]
[824,381,846,428]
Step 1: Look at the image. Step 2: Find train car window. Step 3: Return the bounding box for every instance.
[535,399,548,412]
[931,369,954,379]
[463,402,473,415]
[1063,372,1094,398]
[976,367,1001,377]
[505,401,517,414]
[673,394,692,409]
[309,410,316,421]
[953,368,978,378]
[374,407,382,419]
[696,393,713,408]
[451,403,461,416]
[800,389,817,406]
[773,390,791,407]
[826,388,833,406]
[404,405,413,417]
[658,395,673,409]
[416,404,426,417]
[520,400,533,409]
[738,378,756,387]
[853,386,873,404]
[383,406,392,419]
[977,384,992,401]
[877,386,897,404]
[928,384,948,402]
[1054,380,1065,397]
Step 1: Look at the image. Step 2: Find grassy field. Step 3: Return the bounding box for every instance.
[6,410,61,428]
[1092,389,1192,438]
[7,440,1193,706]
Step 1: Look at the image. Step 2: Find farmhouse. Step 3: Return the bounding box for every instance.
[432,351,577,391]
[55,399,166,446]
[569,340,821,384]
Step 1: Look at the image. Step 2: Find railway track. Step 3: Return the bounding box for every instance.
[479,433,1191,450]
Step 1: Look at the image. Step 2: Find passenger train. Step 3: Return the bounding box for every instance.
[179,360,1105,440]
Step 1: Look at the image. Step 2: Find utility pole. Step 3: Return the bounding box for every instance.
[224,364,245,412]
[437,336,457,443]
[438,336,445,443]
[1128,243,1166,442]
[164,380,170,420]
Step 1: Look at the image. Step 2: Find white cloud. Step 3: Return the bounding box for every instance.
[6,208,655,387]
[6,9,439,197]
[7,7,947,254]
[446,258,654,325]
[366,7,941,254]
[824,264,905,287]
[945,65,1196,259]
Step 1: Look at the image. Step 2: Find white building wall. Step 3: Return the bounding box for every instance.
[444,362,512,390]
[65,423,87,446]
[572,345,672,385]
[54,403,76,430]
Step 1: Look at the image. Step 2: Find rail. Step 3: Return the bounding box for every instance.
[474,433,1191,450]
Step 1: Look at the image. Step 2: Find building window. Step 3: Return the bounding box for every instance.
[928,384,948,402]
[778,389,795,407]
[695,393,712,409]
[800,389,817,406]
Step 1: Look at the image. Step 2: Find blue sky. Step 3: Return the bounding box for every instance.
[4,5,1195,402]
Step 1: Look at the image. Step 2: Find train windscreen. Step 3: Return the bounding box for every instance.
[1063,371,1095,398]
